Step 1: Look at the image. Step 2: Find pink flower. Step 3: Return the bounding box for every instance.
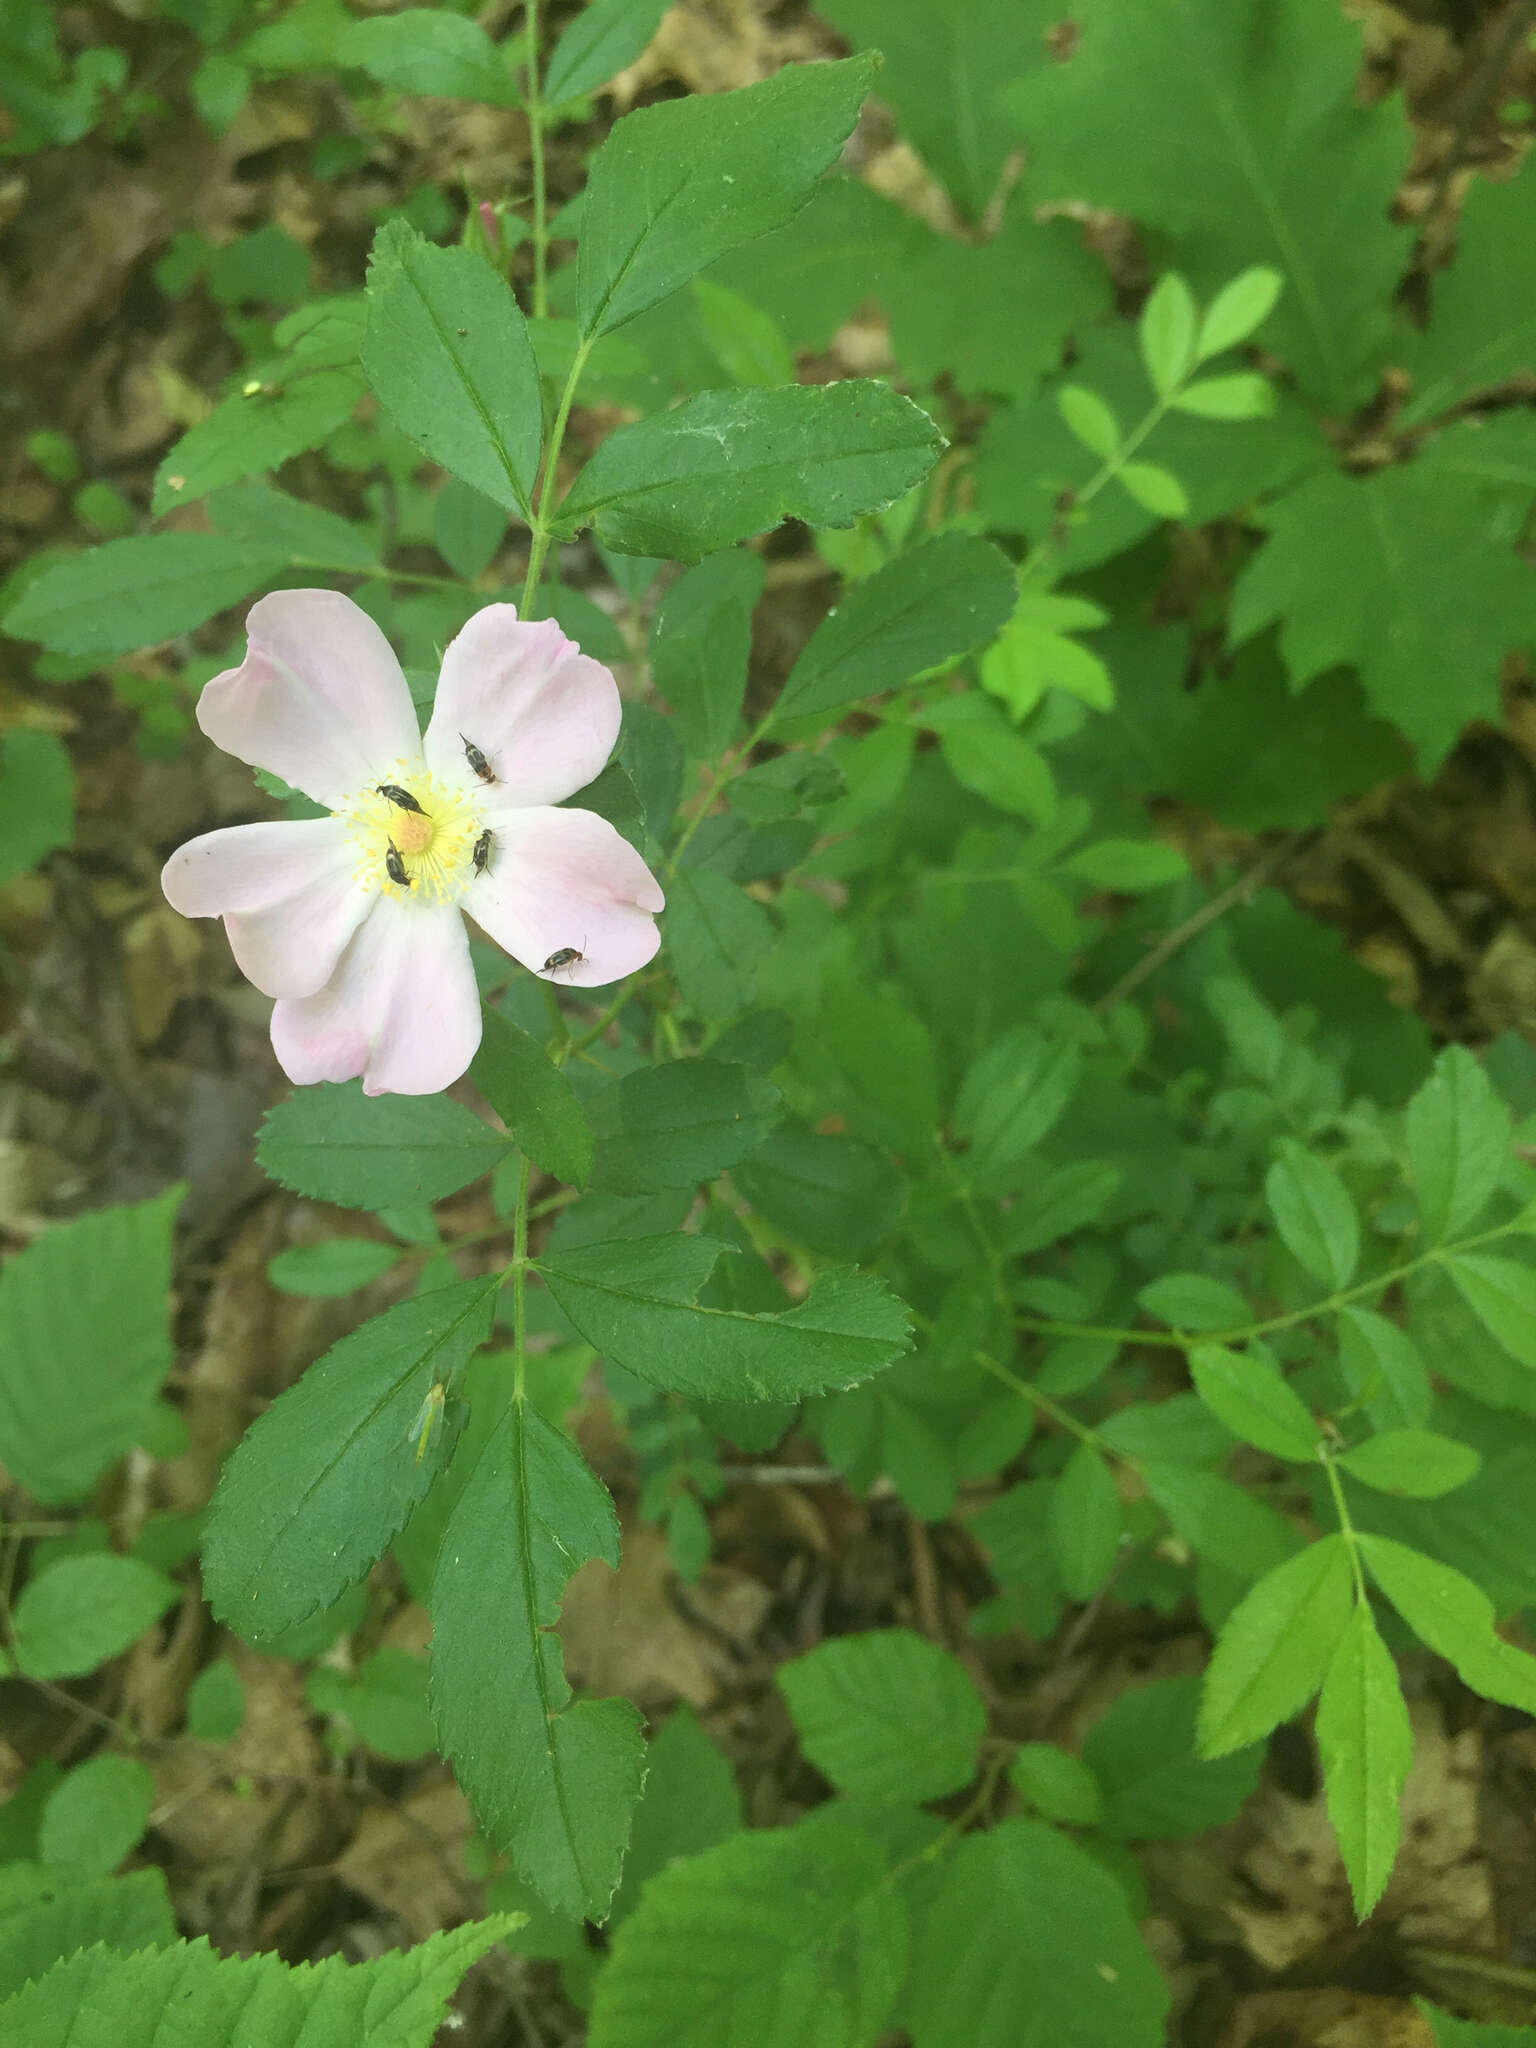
[163,591,664,1096]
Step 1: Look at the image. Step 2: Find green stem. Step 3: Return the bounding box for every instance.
[663,707,776,879]
[511,1152,532,1405]
[1019,389,1176,592]
[521,336,592,614]
[523,0,548,320]
[1320,1442,1368,1603]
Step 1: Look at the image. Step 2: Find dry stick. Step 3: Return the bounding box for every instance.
[1424,0,1536,221]
[1091,832,1310,1018]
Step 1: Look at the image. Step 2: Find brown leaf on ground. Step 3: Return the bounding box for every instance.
[1219,1988,1435,2048]
[332,1775,478,1944]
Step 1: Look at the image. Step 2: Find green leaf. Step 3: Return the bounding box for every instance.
[1406,1045,1509,1244]
[1446,1253,1536,1372]
[1057,383,1120,460]
[561,382,944,560]
[588,1057,781,1194]
[1008,1744,1103,1828]
[6,534,286,657]
[1116,460,1189,520]
[938,712,1055,825]
[1399,175,1536,426]
[0,1917,518,2048]
[38,1757,154,1881]
[363,220,542,519]
[313,1646,435,1761]
[954,1027,1080,1194]
[0,729,73,884]
[1008,0,1410,407]
[1142,1463,1302,1583]
[0,1871,175,2003]
[735,1124,904,1260]
[337,10,520,103]
[1062,837,1188,890]
[471,1008,593,1188]
[578,55,877,337]
[693,278,796,387]
[202,1280,497,1642]
[1337,1306,1432,1432]
[1083,1673,1262,1841]
[12,1557,178,1681]
[980,596,1113,719]
[1050,1443,1122,1600]
[1358,1533,1536,1715]
[0,1186,182,1505]
[778,1628,986,1805]
[815,0,1052,220]
[650,550,765,758]
[1230,414,1536,769]
[544,0,674,104]
[1189,1342,1315,1462]
[1196,266,1284,359]
[1138,273,1198,397]
[1136,1272,1249,1332]
[775,534,1017,725]
[1338,1430,1480,1499]
[1197,1536,1354,1756]
[206,480,382,573]
[587,1814,916,2048]
[1315,1603,1412,1918]
[186,1660,245,1742]
[258,1081,510,1208]
[535,1235,912,1400]
[267,1239,403,1297]
[1168,373,1275,420]
[1419,2004,1536,2047]
[433,477,507,581]
[666,868,775,1016]
[1265,1139,1359,1289]
[907,1821,1169,2048]
[430,1401,642,1919]
[609,1706,742,1927]
[152,350,365,514]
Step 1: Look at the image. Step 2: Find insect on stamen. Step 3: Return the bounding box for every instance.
[460,733,496,783]
[385,841,412,888]
[376,783,428,815]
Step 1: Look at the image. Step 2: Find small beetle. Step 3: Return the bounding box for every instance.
[542,946,584,976]
[376,783,427,815]
[472,827,493,877]
[385,841,412,888]
[460,733,496,784]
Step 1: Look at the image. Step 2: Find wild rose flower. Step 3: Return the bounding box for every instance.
[162,590,663,1096]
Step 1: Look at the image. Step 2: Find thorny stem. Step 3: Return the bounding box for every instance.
[523,0,549,320]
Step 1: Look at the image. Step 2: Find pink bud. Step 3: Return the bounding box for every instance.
[478,201,501,250]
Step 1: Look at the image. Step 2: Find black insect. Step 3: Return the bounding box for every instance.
[385,842,411,888]
[376,783,428,815]
[542,946,584,976]
[460,733,496,784]
[472,827,493,877]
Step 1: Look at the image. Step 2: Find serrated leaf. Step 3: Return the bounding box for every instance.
[12,1558,178,1681]
[906,1821,1169,2048]
[1139,273,1198,397]
[267,1238,403,1297]
[337,10,519,103]
[954,1027,1080,1194]
[587,1057,780,1194]
[1265,1139,1359,1289]
[544,0,674,103]
[665,868,775,1016]
[0,1871,175,2002]
[363,220,542,518]
[1168,373,1275,420]
[1337,1429,1480,1499]
[1136,1272,1250,1332]
[561,382,944,560]
[1196,266,1284,359]
[0,1185,182,1505]
[1083,1672,1261,1841]
[1116,460,1189,519]
[1230,414,1536,769]
[1009,1744,1103,1827]
[609,1707,742,1928]
[202,1280,497,1641]
[152,365,365,514]
[471,1008,592,1187]
[578,56,877,337]
[1446,1253,1536,1372]
[650,550,764,758]
[38,1757,154,1881]
[535,1234,912,1401]
[1358,1533,1536,1715]
[0,1917,518,2048]
[430,1401,643,1919]
[1337,1306,1432,1432]
[6,534,287,657]
[1198,1536,1354,1755]
[1316,1603,1411,1918]
[587,1814,916,2048]
[778,1629,986,1806]
[1050,1443,1122,1600]
[1406,1044,1509,1244]
[735,1124,904,1260]
[1400,175,1536,426]
[1008,0,1411,407]
[258,1082,510,1208]
[1057,383,1120,459]
[206,480,382,572]
[1189,1343,1316,1461]
[776,534,1016,725]
[1142,1462,1302,1582]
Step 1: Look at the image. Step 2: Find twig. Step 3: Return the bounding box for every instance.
[1424,0,1536,220]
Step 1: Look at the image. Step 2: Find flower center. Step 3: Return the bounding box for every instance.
[341,760,484,905]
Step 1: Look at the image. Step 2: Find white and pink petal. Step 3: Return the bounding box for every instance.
[467,805,663,988]
[161,817,370,999]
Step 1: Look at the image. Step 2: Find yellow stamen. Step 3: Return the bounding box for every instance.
[341,759,485,904]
